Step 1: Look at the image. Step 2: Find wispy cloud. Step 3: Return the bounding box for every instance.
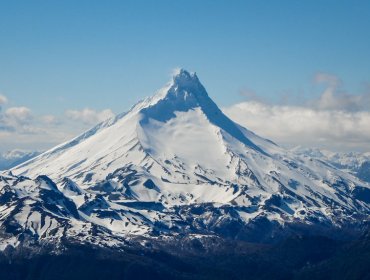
[310,72,370,111]
[65,108,114,125]
[313,88,370,111]
[313,72,342,87]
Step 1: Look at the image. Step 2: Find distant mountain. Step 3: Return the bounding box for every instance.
[2,69,370,254]
[291,146,370,183]
[0,150,41,171]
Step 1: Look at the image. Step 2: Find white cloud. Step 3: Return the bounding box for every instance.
[65,108,115,125]
[40,114,60,125]
[224,101,370,152]
[171,67,182,77]
[310,72,370,111]
[0,95,116,152]
[223,72,370,152]
[0,94,8,106]
[313,88,370,111]
[5,107,33,124]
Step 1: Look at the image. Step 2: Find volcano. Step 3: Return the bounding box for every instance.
[1,69,370,250]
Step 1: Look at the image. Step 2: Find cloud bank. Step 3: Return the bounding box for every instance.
[0,94,115,152]
[224,102,370,151]
[224,73,370,152]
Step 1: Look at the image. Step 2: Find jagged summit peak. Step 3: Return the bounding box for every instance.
[169,68,204,94]
[172,68,199,84]
[136,69,267,155]
[131,68,209,114]
[111,69,208,122]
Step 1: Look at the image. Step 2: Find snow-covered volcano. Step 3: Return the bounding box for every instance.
[2,69,370,249]
[13,69,271,185]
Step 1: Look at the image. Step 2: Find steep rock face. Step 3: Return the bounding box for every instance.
[1,69,370,249]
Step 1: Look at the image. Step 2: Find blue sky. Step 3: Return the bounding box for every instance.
[0,1,370,152]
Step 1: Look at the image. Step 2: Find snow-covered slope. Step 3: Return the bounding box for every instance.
[291,147,370,183]
[2,69,370,249]
[12,70,270,185]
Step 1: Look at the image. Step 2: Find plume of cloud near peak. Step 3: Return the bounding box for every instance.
[171,67,182,77]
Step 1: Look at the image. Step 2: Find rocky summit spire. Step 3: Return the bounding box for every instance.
[166,68,208,101]
[142,68,267,154]
[172,68,199,87]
